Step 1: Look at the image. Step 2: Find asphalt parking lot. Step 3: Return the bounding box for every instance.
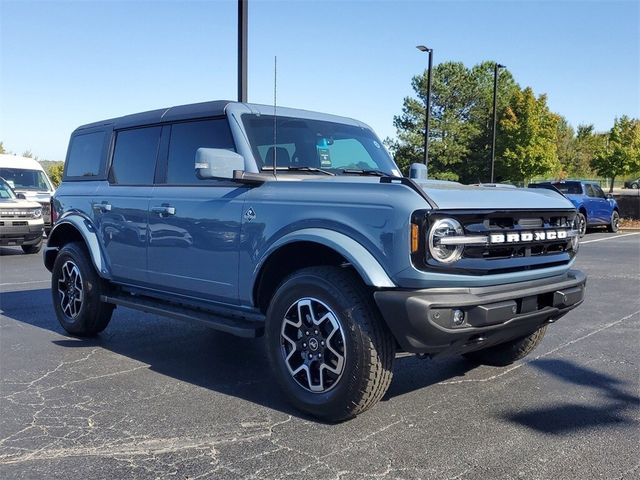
[1,232,639,479]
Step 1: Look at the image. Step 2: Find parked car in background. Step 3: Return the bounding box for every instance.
[0,154,55,234]
[528,180,619,236]
[623,178,639,189]
[0,177,45,253]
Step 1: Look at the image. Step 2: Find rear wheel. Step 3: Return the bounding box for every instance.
[51,242,114,336]
[463,325,547,367]
[265,266,395,422]
[608,211,620,233]
[21,240,42,254]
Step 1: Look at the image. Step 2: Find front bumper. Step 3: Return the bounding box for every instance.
[0,220,45,246]
[374,269,586,355]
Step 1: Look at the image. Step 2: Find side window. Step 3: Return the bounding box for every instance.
[110,126,162,185]
[65,131,106,178]
[593,185,606,198]
[584,184,596,197]
[166,119,235,184]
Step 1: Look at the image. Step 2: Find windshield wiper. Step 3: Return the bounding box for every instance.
[340,169,390,177]
[262,166,335,176]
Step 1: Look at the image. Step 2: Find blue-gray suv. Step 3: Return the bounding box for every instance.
[45,101,586,421]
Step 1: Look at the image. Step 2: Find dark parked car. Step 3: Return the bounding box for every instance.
[623,178,639,189]
[529,180,619,236]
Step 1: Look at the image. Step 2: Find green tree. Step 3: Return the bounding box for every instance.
[22,149,33,158]
[496,87,560,183]
[591,116,640,192]
[0,142,5,154]
[555,117,575,178]
[47,163,64,187]
[388,61,517,181]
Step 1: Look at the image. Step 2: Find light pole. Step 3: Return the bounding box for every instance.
[490,63,505,183]
[416,45,433,169]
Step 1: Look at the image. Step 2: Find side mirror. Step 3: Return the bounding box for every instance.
[195,148,245,180]
[606,193,613,199]
[16,193,26,200]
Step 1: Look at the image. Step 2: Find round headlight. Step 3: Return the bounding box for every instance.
[428,218,464,263]
[571,217,580,251]
[32,209,42,218]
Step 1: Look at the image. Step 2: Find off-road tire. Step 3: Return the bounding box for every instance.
[21,240,42,254]
[265,266,395,422]
[463,325,547,367]
[51,242,114,336]
[608,211,620,233]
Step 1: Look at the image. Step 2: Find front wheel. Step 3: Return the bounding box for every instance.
[576,212,587,237]
[51,242,114,336]
[608,211,620,233]
[265,266,395,422]
[463,325,547,366]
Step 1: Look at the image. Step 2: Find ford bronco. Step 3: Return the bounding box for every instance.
[44,101,586,421]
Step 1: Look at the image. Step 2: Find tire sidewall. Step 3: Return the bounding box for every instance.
[265,271,368,419]
[51,243,103,334]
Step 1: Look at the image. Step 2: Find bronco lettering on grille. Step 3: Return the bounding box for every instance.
[490,229,569,244]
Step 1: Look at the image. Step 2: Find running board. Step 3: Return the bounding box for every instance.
[101,294,264,338]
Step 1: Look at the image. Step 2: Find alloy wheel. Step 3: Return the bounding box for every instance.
[280,297,346,393]
[57,260,83,319]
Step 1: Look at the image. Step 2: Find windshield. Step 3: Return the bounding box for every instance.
[241,114,400,176]
[0,179,17,199]
[0,168,52,192]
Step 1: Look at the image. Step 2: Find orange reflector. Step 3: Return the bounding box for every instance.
[411,224,419,253]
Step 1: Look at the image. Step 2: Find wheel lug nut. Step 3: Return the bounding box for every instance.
[314,330,318,335]
[305,331,309,336]
[308,354,313,359]
[302,343,307,348]
[321,341,325,346]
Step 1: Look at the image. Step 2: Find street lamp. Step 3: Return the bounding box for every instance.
[416,45,433,170]
[490,63,506,183]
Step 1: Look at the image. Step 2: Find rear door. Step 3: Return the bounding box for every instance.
[94,126,161,284]
[146,118,248,304]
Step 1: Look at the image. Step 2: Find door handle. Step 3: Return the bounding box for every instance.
[93,202,112,212]
[151,205,176,216]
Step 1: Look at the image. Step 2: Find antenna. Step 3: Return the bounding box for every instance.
[272,55,278,179]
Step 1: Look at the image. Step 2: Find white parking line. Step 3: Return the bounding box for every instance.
[581,232,640,244]
[0,280,50,287]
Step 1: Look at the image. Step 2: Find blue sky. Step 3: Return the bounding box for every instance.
[1,0,638,161]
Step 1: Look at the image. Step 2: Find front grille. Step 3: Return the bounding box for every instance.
[12,221,28,226]
[412,209,578,275]
[463,212,574,261]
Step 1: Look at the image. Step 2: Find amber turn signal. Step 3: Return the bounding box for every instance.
[411,223,419,253]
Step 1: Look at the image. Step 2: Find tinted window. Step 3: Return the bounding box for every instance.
[66,131,106,177]
[166,119,235,184]
[592,184,606,198]
[0,168,51,192]
[584,184,596,197]
[110,127,161,185]
[551,182,582,195]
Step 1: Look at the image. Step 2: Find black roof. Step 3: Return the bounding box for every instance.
[76,100,234,132]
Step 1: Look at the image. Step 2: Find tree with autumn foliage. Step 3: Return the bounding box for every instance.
[591,116,640,192]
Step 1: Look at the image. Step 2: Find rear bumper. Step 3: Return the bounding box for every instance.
[374,269,586,355]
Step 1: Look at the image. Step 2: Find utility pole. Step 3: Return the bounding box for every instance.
[490,63,505,183]
[238,0,248,102]
[416,45,433,170]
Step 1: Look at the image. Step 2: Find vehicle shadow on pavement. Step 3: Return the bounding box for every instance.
[499,358,639,434]
[0,246,26,256]
[1,288,485,421]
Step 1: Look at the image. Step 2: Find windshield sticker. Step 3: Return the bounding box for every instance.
[317,147,332,167]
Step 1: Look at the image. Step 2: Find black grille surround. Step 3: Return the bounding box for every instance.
[410,209,578,275]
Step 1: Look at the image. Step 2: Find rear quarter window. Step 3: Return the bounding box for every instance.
[65,130,108,179]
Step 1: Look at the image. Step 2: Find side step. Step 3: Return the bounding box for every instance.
[101,294,264,338]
